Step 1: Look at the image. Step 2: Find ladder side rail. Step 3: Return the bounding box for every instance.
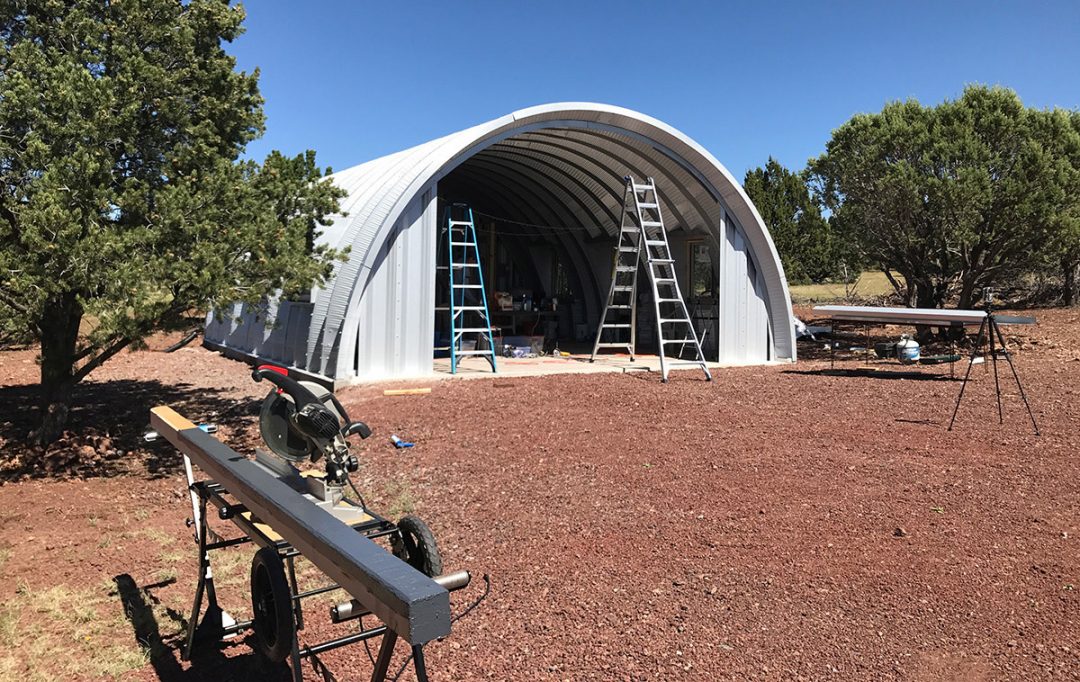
[445,207,459,374]
[466,207,497,372]
[591,178,639,361]
[634,178,671,380]
[641,178,711,381]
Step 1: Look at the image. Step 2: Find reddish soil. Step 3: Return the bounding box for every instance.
[1,309,1078,681]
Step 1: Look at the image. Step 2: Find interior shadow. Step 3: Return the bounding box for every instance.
[113,573,290,682]
[0,379,264,483]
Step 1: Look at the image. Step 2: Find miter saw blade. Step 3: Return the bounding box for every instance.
[259,389,314,462]
[258,381,343,462]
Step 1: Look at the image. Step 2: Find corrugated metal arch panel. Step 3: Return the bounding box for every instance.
[284,103,794,378]
[475,146,616,234]
[504,130,701,235]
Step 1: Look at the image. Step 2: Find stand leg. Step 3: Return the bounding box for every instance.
[289,629,303,682]
[370,631,398,682]
[413,644,430,682]
[988,315,1004,423]
[991,318,1041,436]
[867,324,873,365]
[830,321,836,369]
[183,492,210,660]
[286,554,303,631]
[948,317,988,431]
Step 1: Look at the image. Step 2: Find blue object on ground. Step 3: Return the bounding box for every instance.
[391,434,414,448]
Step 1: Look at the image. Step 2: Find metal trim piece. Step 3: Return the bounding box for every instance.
[813,305,990,327]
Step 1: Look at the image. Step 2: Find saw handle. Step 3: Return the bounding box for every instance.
[342,421,372,439]
[252,365,323,409]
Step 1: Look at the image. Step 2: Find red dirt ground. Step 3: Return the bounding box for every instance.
[1,308,1078,680]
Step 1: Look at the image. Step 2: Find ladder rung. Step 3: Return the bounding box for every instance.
[438,264,480,269]
[661,339,696,344]
[442,306,487,311]
[596,343,632,348]
[645,239,667,246]
[602,324,631,328]
[608,305,632,309]
[649,258,674,264]
[632,183,654,192]
[641,221,663,228]
[452,284,483,289]
[456,327,493,333]
[618,246,638,252]
[454,350,493,356]
[637,202,658,209]
[450,241,474,246]
[659,319,691,324]
[658,297,683,303]
[449,220,473,226]
[654,278,677,284]
[613,285,634,291]
[615,266,636,272]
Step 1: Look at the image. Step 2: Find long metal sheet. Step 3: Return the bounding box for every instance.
[150,406,450,644]
[813,305,988,326]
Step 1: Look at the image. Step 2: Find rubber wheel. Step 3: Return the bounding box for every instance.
[250,547,295,663]
[391,515,443,577]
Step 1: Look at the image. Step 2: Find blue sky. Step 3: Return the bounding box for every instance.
[229,1,1080,181]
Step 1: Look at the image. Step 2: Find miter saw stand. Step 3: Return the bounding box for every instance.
[174,364,467,682]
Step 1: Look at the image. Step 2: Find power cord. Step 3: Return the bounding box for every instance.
[370,573,492,682]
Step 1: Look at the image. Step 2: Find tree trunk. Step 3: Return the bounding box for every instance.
[34,294,83,446]
[957,274,979,311]
[913,279,945,343]
[1064,256,1078,307]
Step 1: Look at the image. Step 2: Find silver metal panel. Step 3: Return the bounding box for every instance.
[207,104,796,379]
[813,305,989,326]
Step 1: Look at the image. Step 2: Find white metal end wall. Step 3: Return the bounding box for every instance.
[350,188,438,379]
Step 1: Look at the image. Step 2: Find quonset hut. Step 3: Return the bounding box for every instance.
[205,103,796,383]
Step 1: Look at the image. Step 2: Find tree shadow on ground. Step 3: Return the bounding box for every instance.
[0,379,263,483]
[113,573,292,682]
[781,367,960,382]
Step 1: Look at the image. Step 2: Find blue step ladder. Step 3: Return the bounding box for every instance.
[437,203,497,374]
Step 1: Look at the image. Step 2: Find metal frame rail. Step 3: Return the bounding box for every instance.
[150,406,455,682]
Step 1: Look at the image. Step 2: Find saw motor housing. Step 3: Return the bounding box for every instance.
[253,366,370,485]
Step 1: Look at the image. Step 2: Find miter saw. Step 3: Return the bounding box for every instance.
[250,364,378,524]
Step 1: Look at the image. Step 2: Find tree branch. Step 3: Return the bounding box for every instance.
[73,336,131,382]
[0,287,29,315]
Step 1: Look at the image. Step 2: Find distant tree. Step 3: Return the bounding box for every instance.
[1036,110,1080,305]
[808,85,1080,310]
[744,158,846,284]
[0,1,345,445]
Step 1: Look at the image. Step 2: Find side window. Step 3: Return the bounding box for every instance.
[687,240,715,299]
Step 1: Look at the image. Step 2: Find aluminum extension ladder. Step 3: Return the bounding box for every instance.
[436,203,497,374]
[590,177,711,382]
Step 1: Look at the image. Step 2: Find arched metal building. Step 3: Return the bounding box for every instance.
[205,103,796,382]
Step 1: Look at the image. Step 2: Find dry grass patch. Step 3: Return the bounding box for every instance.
[0,581,150,681]
[789,270,901,304]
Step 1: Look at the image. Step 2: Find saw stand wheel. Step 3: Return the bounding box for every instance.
[391,515,443,578]
[250,547,296,662]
